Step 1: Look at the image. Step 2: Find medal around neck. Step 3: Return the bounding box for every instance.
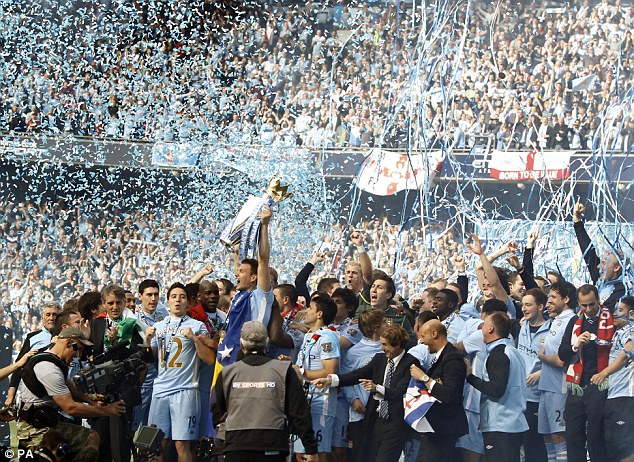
[219,176,293,261]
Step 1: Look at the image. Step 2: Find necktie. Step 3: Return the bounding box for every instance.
[379,359,395,419]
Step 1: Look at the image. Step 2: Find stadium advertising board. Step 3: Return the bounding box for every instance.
[1,133,632,186]
[322,148,634,183]
[487,150,573,181]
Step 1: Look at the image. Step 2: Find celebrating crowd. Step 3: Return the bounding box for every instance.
[0,199,466,350]
[0,200,631,462]
[1,0,634,460]
[1,0,634,150]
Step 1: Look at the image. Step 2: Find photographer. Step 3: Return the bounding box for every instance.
[16,327,126,460]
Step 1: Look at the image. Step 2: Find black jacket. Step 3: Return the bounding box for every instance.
[89,317,144,358]
[520,247,539,290]
[338,351,419,424]
[423,343,468,436]
[558,315,605,385]
[294,262,314,305]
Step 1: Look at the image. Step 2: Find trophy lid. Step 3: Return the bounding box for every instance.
[266,177,293,203]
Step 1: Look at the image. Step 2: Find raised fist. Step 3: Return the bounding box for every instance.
[259,206,273,225]
[350,231,364,247]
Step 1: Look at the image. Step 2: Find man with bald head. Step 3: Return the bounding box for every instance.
[188,279,227,439]
[190,280,226,337]
[410,320,468,462]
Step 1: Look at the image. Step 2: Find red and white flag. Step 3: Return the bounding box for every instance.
[488,150,574,181]
[355,148,445,196]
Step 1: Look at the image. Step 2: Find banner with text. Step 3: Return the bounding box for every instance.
[488,150,574,181]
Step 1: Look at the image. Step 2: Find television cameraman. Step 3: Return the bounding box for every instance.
[16,327,126,460]
[216,321,318,462]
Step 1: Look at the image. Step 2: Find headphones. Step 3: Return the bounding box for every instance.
[38,441,70,461]
[57,441,71,458]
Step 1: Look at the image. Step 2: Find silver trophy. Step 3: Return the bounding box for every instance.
[219,177,292,260]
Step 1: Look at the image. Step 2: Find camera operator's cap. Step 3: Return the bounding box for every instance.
[240,321,268,343]
[58,327,93,346]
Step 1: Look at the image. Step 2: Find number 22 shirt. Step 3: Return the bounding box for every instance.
[151,316,208,398]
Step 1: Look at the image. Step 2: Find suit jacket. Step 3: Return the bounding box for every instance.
[89,317,144,408]
[424,342,468,436]
[89,318,144,359]
[338,351,419,424]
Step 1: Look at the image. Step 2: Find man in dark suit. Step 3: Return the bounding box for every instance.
[89,284,145,462]
[410,319,468,462]
[313,325,418,462]
[90,287,145,357]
